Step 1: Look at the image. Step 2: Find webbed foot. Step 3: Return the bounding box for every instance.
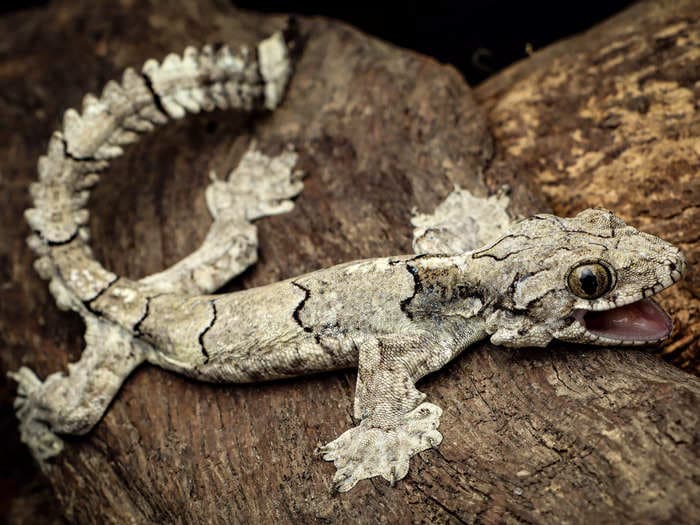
[205,146,303,221]
[8,366,64,460]
[318,402,443,492]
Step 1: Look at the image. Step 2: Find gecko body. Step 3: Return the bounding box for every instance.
[11,31,686,492]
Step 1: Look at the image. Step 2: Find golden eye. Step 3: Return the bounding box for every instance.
[567,262,614,299]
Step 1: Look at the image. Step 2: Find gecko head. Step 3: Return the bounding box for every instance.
[481,208,685,348]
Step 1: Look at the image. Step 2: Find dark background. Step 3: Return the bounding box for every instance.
[0,0,637,521]
[237,0,636,84]
[4,0,635,84]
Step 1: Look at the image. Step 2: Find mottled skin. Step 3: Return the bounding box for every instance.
[10,32,686,492]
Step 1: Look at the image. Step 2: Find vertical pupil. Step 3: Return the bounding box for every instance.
[579,268,599,296]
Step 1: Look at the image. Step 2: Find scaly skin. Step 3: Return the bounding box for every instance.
[9,31,686,492]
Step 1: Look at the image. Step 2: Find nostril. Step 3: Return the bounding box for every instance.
[675,254,687,278]
[666,253,687,283]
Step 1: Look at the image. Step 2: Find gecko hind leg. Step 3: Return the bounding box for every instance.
[9,316,144,461]
[139,145,302,295]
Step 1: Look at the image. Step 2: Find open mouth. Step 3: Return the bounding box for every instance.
[574,298,673,343]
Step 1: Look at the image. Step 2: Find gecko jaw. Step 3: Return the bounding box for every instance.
[574,298,673,346]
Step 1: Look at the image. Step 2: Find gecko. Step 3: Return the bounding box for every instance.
[10,30,686,492]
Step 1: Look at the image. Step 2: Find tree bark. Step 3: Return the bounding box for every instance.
[0,1,697,523]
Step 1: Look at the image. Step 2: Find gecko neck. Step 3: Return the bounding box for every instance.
[403,252,499,321]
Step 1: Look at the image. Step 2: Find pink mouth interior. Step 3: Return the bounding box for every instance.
[578,298,672,342]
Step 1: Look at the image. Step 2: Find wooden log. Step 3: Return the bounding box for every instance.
[0,1,697,523]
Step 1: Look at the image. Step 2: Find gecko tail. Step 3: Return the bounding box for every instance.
[25,31,292,315]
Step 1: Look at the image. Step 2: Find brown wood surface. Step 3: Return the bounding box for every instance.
[0,1,698,523]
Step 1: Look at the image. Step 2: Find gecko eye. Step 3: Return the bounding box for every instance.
[567,261,614,299]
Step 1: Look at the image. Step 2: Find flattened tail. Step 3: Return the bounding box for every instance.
[24,29,293,323]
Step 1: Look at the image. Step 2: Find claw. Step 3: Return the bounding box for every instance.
[383,465,399,486]
[332,470,358,493]
[317,432,349,461]
[317,445,339,461]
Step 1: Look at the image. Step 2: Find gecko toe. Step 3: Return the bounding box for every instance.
[380,458,409,484]
[421,429,443,448]
[9,366,42,397]
[318,447,339,461]
[332,468,359,493]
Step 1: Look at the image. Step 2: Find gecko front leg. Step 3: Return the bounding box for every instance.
[319,332,454,492]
